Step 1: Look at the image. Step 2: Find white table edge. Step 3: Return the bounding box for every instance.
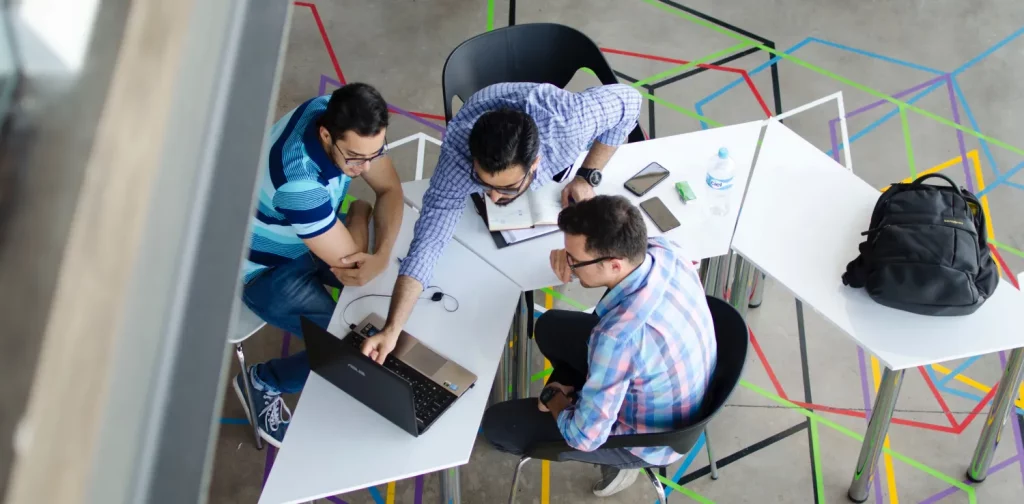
[732,249,1024,371]
[269,457,470,504]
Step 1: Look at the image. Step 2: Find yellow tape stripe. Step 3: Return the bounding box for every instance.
[931,364,1024,409]
[386,481,396,504]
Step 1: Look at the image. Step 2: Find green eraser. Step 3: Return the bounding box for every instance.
[676,181,696,202]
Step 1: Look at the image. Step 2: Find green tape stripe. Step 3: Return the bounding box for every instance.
[642,89,724,127]
[485,0,495,30]
[632,41,753,88]
[899,106,916,178]
[992,239,1024,260]
[809,420,826,504]
[740,380,976,502]
[656,474,716,504]
[340,194,357,214]
[638,0,1024,158]
[540,287,590,310]
[531,367,554,383]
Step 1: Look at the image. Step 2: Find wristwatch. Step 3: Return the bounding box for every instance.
[539,386,563,406]
[576,167,603,187]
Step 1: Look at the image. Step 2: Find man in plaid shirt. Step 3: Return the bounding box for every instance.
[358,82,643,364]
[482,195,717,497]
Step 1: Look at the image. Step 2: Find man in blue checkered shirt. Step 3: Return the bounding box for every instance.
[359,82,643,363]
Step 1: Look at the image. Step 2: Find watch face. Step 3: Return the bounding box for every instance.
[540,387,558,404]
[589,170,602,186]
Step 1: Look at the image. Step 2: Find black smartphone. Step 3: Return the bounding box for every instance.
[640,197,681,233]
[624,162,671,196]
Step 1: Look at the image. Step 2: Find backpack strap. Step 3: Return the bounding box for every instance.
[912,173,960,189]
[842,241,871,288]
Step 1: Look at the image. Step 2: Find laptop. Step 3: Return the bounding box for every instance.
[301,314,477,436]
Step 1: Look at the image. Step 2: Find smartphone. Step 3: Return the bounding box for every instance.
[624,162,670,196]
[640,197,681,233]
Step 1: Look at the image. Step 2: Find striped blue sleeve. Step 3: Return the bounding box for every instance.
[557,329,635,451]
[272,180,338,239]
[398,143,472,285]
[582,84,643,146]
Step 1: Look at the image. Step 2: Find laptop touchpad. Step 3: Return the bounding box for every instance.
[405,344,446,377]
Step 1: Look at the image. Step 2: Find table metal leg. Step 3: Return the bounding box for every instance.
[514,292,532,399]
[491,327,512,405]
[848,367,905,503]
[728,258,755,318]
[700,255,731,298]
[749,271,767,308]
[967,347,1024,482]
[438,467,461,504]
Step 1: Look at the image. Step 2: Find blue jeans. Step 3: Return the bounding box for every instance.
[241,252,342,394]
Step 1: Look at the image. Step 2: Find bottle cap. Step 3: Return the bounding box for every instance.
[718,147,729,159]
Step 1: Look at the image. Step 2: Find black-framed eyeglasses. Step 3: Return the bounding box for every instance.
[332,137,388,167]
[470,166,534,196]
[566,252,615,272]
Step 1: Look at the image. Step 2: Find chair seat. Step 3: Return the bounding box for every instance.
[229,303,266,344]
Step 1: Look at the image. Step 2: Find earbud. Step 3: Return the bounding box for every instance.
[431,292,444,302]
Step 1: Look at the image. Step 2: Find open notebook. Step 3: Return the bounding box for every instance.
[470,182,564,247]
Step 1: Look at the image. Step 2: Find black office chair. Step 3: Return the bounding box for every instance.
[441,23,646,143]
[505,296,749,504]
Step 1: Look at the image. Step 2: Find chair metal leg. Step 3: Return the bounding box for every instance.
[643,467,667,504]
[235,342,263,450]
[705,428,719,480]
[507,457,531,504]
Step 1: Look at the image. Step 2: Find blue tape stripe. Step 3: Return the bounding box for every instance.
[826,81,945,158]
[935,356,980,386]
[952,26,1024,75]
[807,37,945,74]
[934,384,1024,417]
[693,38,813,112]
[950,76,1001,177]
[1005,181,1024,191]
[660,432,705,500]
[367,486,385,504]
[977,160,1024,197]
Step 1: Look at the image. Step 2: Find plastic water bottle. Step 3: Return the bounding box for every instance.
[706,147,735,216]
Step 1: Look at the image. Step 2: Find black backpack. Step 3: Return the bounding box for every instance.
[842,173,998,316]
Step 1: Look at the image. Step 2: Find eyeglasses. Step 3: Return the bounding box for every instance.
[470,166,534,196]
[332,138,388,167]
[566,252,615,273]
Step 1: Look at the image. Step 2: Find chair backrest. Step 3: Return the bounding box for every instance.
[441,23,645,142]
[526,295,749,460]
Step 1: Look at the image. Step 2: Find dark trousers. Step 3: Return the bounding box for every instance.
[481,310,646,469]
[242,252,343,394]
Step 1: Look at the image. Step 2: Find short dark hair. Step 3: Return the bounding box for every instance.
[468,109,540,175]
[318,83,389,139]
[557,195,647,263]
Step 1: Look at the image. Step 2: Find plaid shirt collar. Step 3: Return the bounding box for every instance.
[595,252,654,318]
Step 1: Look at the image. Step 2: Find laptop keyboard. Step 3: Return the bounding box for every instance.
[344,332,456,428]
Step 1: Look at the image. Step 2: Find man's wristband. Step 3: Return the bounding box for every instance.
[575,167,602,187]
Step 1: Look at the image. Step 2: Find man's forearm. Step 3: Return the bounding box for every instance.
[384,274,423,333]
[371,186,404,257]
[580,141,618,171]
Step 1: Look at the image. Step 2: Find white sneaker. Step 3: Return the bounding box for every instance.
[593,467,640,497]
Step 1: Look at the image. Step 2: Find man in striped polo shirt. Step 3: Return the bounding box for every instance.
[234,83,404,447]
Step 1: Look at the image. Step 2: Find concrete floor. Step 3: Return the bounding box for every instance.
[209,0,1024,502]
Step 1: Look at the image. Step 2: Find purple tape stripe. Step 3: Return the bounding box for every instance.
[918,456,1021,503]
[415,474,424,504]
[944,75,973,192]
[327,496,348,504]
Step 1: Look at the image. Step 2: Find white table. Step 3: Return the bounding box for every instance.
[731,120,1024,502]
[259,204,521,504]
[403,119,765,292]
[403,121,765,401]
